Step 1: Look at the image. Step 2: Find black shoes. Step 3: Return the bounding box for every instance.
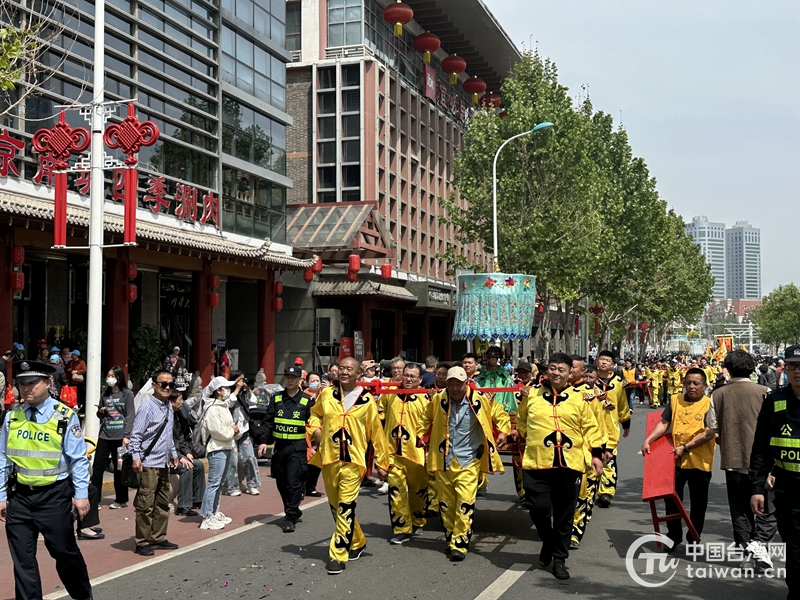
[77,529,105,540]
[175,508,199,516]
[569,539,580,550]
[306,490,323,497]
[134,545,154,556]
[327,560,345,574]
[150,540,179,550]
[390,534,412,545]
[596,494,611,508]
[282,519,296,533]
[450,549,466,562]
[349,546,366,561]
[553,560,570,580]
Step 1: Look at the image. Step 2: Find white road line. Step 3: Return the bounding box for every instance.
[43,497,330,600]
[472,563,530,600]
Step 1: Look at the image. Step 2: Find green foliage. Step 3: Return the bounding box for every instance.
[752,285,800,347]
[128,325,167,386]
[0,20,41,92]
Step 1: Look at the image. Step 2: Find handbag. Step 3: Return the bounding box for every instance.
[121,417,170,489]
[71,373,85,383]
[60,385,78,408]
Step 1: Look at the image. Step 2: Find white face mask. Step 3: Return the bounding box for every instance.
[309,382,319,389]
[106,377,118,387]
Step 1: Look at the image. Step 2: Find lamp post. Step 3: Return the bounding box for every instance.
[491,122,553,272]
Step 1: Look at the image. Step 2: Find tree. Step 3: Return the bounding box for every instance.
[752,284,800,347]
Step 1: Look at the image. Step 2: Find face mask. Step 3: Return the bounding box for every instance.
[106,377,118,387]
[309,382,319,389]
[221,388,231,400]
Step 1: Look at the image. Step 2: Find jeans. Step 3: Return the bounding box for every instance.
[625,387,637,413]
[201,450,232,518]
[225,432,261,492]
[171,458,206,510]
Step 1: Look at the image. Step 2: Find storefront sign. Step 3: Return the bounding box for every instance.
[406,281,456,310]
[428,286,452,306]
[353,330,365,362]
[423,64,437,102]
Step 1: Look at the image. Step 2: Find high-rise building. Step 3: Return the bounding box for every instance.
[726,221,761,299]
[685,216,726,300]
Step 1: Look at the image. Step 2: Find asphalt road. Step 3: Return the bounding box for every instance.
[86,409,788,600]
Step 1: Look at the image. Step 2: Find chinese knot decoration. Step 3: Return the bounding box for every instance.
[104,103,160,244]
[588,303,605,336]
[31,111,90,247]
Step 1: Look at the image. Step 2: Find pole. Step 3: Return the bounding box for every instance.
[749,322,753,354]
[82,0,106,446]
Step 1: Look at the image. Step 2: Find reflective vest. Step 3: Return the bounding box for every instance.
[670,394,715,472]
[7,403,72,486]
[771,394,800,473]
[273,394,310,441]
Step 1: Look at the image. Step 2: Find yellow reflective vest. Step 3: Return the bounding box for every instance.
[7,403,72,486]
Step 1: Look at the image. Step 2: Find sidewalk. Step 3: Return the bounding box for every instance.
[0,464,325,600]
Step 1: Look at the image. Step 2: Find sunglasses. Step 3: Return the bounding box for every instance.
[155,381,175,390]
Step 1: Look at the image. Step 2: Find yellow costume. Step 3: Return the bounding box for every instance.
[380,392,430,535]
[666,367,684,396]
[595,374,631,500]
[647,367,663,408]
[309,385,390,563]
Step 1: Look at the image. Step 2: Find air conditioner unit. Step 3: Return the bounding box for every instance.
[316,309,342,346]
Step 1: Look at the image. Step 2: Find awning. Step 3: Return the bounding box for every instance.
[313,280,418,302]
[286,202,392,259]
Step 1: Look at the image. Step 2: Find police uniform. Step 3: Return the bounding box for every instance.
[750,344,800,600]
[258,367,314,532]
[0,361,92,600]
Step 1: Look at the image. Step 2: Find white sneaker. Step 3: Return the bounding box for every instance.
[200,516,224,530]
[746,541,774,569]
[213,512,233,524]
[244,488,260,495]
[227,489,242,497]
[377,482,389,495]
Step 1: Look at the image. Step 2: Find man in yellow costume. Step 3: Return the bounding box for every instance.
[594,350,631,508]
[570,362,609,549]
[642,368,716,552]
[511,353,604,580]
[380,363,430,545]
[309,357,390,575]
[418,366,509,561]
[646,361,663,408]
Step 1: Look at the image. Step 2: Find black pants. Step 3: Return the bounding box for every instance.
[76,483,101,530]
[523,468,582,562]
[725,470,777,547]
[664,467,712,544]
[171,458,206,510]
[307,464,321,493]
[271,442,308,523]
[6,479,92,600]
[773,472,800,600]
[90,437,129,504]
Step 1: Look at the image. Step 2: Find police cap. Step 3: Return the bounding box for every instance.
[14,360,58,381]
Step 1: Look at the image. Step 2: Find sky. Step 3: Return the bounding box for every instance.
[484,0,800,295]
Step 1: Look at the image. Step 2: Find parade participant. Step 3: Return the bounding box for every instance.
[475,346,516,413]
[647,361,663,408]
[698,356,715,392]
[381,363,430,544]
[418,366,509,562]
[0,360,93,600]
[511,353,604,580]
[621,359,636,413]
[510,361,536,501]
[642,368,716,552]
[308,356,389,575]
[666,358,684,399]
[257,366,315,533]
[594,350,631,508]
[751,344,800,599]
[426,361,452,516]
[570,362,609,549]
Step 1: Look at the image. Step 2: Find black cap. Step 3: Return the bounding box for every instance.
[13,360,57,381]
[784,345,800,363]
[516,361,532,372]
[284,366,303,377]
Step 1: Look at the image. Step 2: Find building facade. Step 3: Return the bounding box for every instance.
[725,220,761,300]
[0,0,313,382]
[685,216,726,300]
[281,0,518,365]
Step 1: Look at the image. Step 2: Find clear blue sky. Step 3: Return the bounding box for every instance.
[484,0,800,295]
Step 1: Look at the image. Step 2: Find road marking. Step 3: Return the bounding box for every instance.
[43,497,330,600]
[473,563,530,600]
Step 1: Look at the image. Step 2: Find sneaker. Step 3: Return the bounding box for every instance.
[327,560,345,574]
[244,488,260,495]
[226,489,242,497]
[109,502,127,509]
[213,512,233,524]
[150,540,179,550]
[746,541,774,569]
[134,544,154,556]
[553,560,570,580]
[349,546,366,561]
[476,486,487,497]
[569,538,580,550]
[596,494,611,508]
[200,517,224,530]
[175,508,199,517]
[450,549,466,562]
[377,482,389,494]
[361,478,377,488]
[390,533,412,545]
[740,557,757,570]
[282,519,296,533]
[412,527,424,536]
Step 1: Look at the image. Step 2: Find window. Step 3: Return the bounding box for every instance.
[328,0,362,47]
[220,26,287,112]
[342,64,359,86]
[318,67,335,89]
[222,166,287,242]
[221,96,286,174]
[286,1,301,52]
[224,0,286,46]
[342,114,359,137]
[318,116,335,139]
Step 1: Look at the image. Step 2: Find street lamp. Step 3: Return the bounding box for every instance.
[491,122,553,271]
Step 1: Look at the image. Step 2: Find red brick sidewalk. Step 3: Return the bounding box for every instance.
[0,465,324,600]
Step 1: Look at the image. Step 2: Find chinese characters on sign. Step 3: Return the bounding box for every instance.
[434,80,472,125]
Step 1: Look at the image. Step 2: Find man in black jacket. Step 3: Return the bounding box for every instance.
[169,390,205,516]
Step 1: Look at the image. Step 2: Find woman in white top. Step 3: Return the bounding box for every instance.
[199,376,238,530]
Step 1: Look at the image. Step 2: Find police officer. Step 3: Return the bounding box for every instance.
[256,365,315,533]
[751,344,800,600]
[0,360,92,600]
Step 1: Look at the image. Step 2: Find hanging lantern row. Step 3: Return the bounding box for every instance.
[273,278,284,312]
[413,31,440,64]
[463,76,487,105]
[383,0,413,36]
[10,246,25,291]
[303,267,314,283]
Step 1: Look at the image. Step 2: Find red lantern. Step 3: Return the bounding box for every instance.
[275,281,284,296]
[414,32,440,64]
[348,254,361,273]
[383,0,413,37]
[11,271,25,291]
[463,77,486,104]
[480,92,501,109]
[209,292,220,307]
[303,267,314,283]
[346,270,358,282]
[441,54,466,85]
[273,297,283,312]
[11,247,25,265]
[639,322,648,331]
[209,274,220,289]
[312,256,323,274]
[381,263,392,279]
[575,316,580,335]
[126,262,138,280]
[125,283,137,303]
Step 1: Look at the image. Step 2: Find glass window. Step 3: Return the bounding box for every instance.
[319,141,335,163]
[318,116,335,138]
[342,90,359,112]
[318,167,335,189]
[342,114,359,137]
[341,64,359,87]
[328,23,344,47]
[342,165,359,187]
[286,1,301,51]
[318,92,335,114]
[318,191,336,203]
[342,140,359,162]
[318,67,335,89]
